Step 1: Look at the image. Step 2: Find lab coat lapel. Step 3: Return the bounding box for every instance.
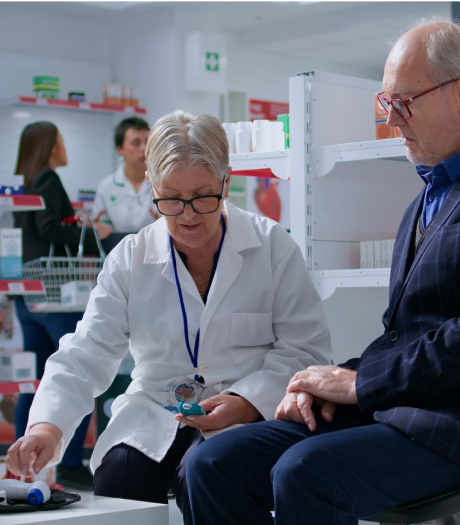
[199,202,261,338]
[200,238,243,331]
[144,218,202,303]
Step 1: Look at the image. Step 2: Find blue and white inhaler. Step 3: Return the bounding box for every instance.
[178,401,206,416]
[0,479,51,505]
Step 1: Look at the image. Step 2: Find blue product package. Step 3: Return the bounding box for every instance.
[178,402,206,416]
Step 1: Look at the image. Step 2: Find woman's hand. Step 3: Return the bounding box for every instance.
[6,423,63,477]
[174,394,262,432]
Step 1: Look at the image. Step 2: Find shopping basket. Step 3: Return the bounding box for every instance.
[22,215,106,313]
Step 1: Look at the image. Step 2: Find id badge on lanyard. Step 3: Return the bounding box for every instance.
[164,376,207,414]
[163,214,226,414]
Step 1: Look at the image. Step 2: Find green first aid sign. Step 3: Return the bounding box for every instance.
[205,52,219,72]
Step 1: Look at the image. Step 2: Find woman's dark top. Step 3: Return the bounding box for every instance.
[14,167,98,263]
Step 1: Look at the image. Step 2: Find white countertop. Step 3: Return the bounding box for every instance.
[1,494,169,525]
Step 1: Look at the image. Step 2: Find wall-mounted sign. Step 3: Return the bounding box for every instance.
[248,99,289,121]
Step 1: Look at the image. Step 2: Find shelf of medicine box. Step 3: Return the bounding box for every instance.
[0,379,40,395]
[228,191,247,197]
[4,96,147,115]
[30,302,87,313]
[312,138,407,178]
[0,195,45,212]
[0,280,45,294]
[229,150,290,180]
[312,268,390,301]
[71,200,93,213]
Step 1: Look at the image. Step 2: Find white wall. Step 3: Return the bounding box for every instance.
[111,6,177,124]
[0,3,112,64]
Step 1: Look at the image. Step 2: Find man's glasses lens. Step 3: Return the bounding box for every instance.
[377,95,410,119]
[156,196,221,216]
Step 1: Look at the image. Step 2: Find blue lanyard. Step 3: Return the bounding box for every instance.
[169,214,226,382]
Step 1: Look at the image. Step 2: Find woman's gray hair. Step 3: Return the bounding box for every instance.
[145,110,229,186]
[392,18,460,86]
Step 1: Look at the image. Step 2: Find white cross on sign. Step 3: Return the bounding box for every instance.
[206,52,219,72]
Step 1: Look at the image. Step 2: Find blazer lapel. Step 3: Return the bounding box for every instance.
[387,191,423,318]
[389,179,460,324]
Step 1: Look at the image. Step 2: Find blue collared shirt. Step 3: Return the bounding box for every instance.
[416,151,460,229]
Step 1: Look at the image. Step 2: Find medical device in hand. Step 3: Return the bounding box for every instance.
[0,479,51,505]
[178,401,206,416]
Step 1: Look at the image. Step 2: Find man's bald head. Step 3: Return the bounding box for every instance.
[389,20,460,86]
[382,19,460,166]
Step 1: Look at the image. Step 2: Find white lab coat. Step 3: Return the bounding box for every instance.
[92,163,154,232]
[27,202,331,473]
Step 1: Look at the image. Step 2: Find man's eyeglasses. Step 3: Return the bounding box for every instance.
[152,178,226,216]
[375,78,460,120]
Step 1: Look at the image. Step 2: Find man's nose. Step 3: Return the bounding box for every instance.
[386,104,406,127]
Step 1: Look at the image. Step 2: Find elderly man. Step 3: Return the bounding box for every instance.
[186,19,460,525]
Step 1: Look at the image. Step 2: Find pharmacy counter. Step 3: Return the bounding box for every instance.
[1,494,168,525]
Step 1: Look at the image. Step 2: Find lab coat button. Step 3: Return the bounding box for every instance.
[198,363,208,374]
[198,306,204,316]
[389,330,399,342]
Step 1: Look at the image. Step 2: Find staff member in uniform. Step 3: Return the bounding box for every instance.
[92,116,159,234]
[12,121,111,490]
[6,111,331,523]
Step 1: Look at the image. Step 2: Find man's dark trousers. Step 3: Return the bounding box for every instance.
[187,406,460,525]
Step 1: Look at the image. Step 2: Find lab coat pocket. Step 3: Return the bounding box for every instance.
[229,312,276,364]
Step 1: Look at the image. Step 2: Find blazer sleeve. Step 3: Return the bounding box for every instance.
[356,319,460,412]
[33,172,98,252]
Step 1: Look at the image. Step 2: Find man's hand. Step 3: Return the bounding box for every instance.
[275,391,337,432]
[287,365,358,405]
[6,423,62,477]
[174,394,261,432]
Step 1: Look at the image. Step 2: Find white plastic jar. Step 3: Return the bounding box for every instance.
[235,121,253,153]
[252,120,271,152]
[222,122,238,154]
[270,121,285,151]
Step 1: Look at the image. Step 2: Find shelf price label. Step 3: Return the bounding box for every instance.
[8,282,25,293]
[0,197,14,207]
[124,106,135,114]
[18,382,36,394]
[80,102,90,110]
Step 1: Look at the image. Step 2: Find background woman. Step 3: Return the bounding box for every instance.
[12,121,111,489]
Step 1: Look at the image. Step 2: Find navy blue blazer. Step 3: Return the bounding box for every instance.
[343,178,460,464]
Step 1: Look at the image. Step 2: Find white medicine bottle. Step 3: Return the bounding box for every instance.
[235,122,252,154]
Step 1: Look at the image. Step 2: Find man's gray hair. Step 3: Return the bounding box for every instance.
[393,18,460,85]
[145,110,229,186]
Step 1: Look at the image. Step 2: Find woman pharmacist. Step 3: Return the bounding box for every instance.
[7,111,331,522]
[12,121,112,490]
[92,116,160,235]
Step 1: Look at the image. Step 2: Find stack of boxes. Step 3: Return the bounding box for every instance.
[33,76,60,99]
[375,96,398,140]
[0,229,22,280]
[360,240,395,269]
[103,84,139,108]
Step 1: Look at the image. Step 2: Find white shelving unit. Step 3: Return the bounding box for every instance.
[313,138,407,178]
[1,96,147,115]
[230,150,290,180]
[0,194,45,212]
[312,268,390,301]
